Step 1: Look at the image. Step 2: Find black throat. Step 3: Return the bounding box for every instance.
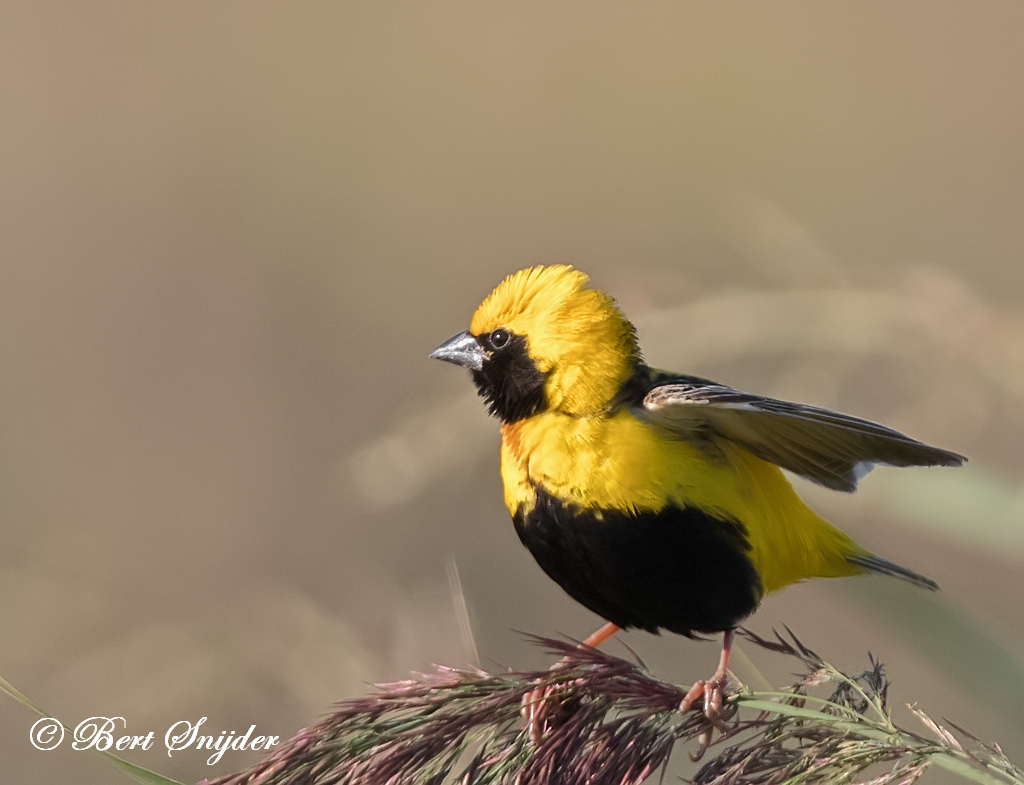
[471,334,549,424]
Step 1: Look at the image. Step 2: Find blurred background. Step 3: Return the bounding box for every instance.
[1,2,1022,782]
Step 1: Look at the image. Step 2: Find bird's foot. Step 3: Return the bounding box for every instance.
[522,622,619,745]
[681,671,736,761]
[680,673,727,719]
[680,629,738,760]
[521,683,552,745]
[521,680,583,744]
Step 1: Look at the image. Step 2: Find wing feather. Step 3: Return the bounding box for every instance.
[638,382,965,492]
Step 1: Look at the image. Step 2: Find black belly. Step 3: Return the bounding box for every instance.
[512,487,762,636]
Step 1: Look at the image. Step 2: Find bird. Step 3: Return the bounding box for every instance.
[430,264,964,738]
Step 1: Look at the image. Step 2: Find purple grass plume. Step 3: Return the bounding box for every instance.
[200,629,1022,785]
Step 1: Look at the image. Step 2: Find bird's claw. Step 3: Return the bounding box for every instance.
[523,677,587,744]
[682,675,735,761]
[521,684,552,745]
[680,675,725,718]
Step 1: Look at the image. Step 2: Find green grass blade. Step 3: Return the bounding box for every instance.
[0,672,186,785]
[852,579,1024,734]
[92,754,187,785]
[931,753,1024,785]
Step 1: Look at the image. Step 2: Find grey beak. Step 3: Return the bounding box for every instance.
[430,330,486,371]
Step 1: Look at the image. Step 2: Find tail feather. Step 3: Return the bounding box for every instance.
[848,554,939,591]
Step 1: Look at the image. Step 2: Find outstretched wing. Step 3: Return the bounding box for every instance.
[637,381,965,492]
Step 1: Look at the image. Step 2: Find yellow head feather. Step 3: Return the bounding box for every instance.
[470,265,639,416]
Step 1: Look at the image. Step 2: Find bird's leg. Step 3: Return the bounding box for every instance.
[680,628,734,720]
[682,629,737,761]
[522,622,619,743]
[581,621,621,649]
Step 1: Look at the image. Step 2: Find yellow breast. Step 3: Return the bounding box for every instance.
[500,410,862,594]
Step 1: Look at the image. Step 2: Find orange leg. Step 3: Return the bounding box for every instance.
[581,621,620,649]
[522,622,620,743]
[681,628,734,720]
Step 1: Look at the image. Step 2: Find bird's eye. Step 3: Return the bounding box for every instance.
[489,329,511,349]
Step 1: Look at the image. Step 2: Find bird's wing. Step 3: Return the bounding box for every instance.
[636,381,965,492]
